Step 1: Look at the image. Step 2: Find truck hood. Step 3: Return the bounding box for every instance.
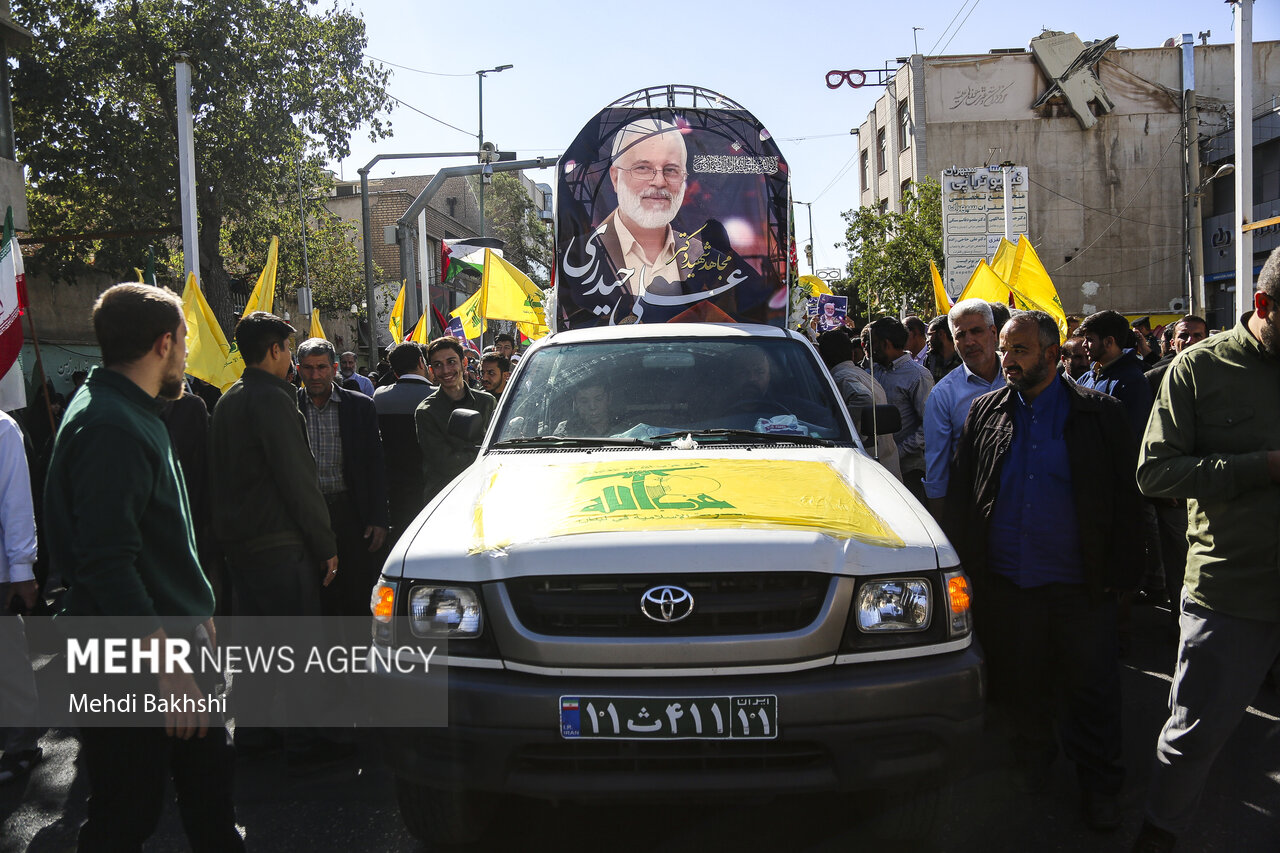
[387,446,957,582]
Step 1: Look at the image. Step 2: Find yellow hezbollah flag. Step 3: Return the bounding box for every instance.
[450,289,484,342]
[222,237,281,382]
[180,272,238,391]
[309,310,326,341]
[388,282,406,342]
[408,312,429,344]
[929,260,952,317]
[516,320,549,343]
[480,249,547,330]
[958,259,1012,304]
[1005,238,1068,341]
[990,237,1017,283]
[242,236,278,317]
[796,274,833,298]
[470,458,904,554]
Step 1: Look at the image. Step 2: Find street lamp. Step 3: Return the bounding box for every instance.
[477,64,513,238]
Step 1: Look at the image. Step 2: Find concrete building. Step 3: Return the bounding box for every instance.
[857,32,1280,323]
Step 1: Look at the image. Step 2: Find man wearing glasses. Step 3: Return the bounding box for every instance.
[602,118,696,305]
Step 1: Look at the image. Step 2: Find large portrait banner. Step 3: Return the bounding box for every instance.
[555,100,790,330]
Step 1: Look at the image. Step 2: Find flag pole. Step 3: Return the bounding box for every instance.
[22,298,56,436]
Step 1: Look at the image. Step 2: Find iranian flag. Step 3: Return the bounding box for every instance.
[441,237,503,285]
[0,207,28,411]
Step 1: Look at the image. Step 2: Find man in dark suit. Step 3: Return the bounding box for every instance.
[295,338,389,635]
[372,342,434,544]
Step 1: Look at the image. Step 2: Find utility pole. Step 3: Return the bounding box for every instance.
[476,65,513,238]
[296,159,313,323]
[175,55,198,281]
[1233,0,1254,320]
[800,201,815,274]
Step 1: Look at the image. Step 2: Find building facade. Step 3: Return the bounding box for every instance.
[857,33,1280,323]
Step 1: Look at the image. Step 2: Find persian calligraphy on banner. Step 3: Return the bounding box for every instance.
[555,96,790,330]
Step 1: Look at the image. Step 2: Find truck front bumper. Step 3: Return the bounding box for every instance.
[376,645,985,798]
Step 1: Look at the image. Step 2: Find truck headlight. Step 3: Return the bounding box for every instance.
[408,585,483,638]
[855,578,931,632]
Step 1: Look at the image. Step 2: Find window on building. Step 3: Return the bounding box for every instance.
[898,99,911,149]
[860,149,870,191]
[901,179,913,200]
[876,128,887,174]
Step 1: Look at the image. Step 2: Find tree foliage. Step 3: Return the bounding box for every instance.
[12,0,392,324]
[839,178,943,319]
[481,173,552,288]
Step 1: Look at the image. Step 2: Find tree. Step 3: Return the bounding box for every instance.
[12,0,392,324]
[839,178,943,319]
[481,173,552,288]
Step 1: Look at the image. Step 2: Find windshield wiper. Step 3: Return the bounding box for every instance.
[649,429,834,447]
[490,435,657,448]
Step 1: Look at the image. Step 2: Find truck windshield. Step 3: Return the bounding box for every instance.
[493,337,854,445]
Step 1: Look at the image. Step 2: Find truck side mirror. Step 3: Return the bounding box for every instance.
[447,408,486,443]
[861,404,901,437]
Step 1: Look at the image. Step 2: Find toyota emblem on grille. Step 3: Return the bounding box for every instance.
[640,585,695,623]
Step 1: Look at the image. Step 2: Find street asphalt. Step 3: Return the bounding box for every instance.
[3,604,1278,852]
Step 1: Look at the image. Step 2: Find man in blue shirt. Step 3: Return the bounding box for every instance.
[922,299,1004,519]
[943,311,1143,832]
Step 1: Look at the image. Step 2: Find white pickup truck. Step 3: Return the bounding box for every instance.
[371,322,984,844]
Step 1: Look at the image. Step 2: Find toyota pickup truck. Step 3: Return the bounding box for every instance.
[371,322,984,844]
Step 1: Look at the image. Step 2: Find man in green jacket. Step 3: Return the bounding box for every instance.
[1133,246,1280,852]
[415,337,496,504]
[45,283,242,850]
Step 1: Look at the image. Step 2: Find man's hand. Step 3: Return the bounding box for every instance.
[322,555,339,587]
[364,525,387,552]
[201,617,217,651]
[2,579,38,613]
[156,668,209,740]
[142,627,210,739]
[1268,450,1280,484]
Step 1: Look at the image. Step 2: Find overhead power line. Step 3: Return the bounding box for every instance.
[382,92,475,139]
[365,54,472,77]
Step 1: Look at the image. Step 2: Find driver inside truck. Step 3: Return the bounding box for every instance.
[557,381,616,437]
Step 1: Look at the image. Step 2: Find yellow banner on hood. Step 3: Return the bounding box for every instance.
[470,458,904,553]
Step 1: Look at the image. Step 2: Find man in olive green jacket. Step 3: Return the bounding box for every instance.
[1133,247,1280,852]
[415,337,496,504]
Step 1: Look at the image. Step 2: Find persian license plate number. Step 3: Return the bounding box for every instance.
[559,695,777,740]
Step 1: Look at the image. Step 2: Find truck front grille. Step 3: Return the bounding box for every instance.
[504,573,830,636]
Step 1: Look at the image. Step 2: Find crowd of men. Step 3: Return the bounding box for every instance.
[2,246,1278,851]
[811,249,1280,851]
[0,291,516,849]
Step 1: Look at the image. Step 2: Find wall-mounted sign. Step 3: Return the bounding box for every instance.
[940,165,1029,294]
